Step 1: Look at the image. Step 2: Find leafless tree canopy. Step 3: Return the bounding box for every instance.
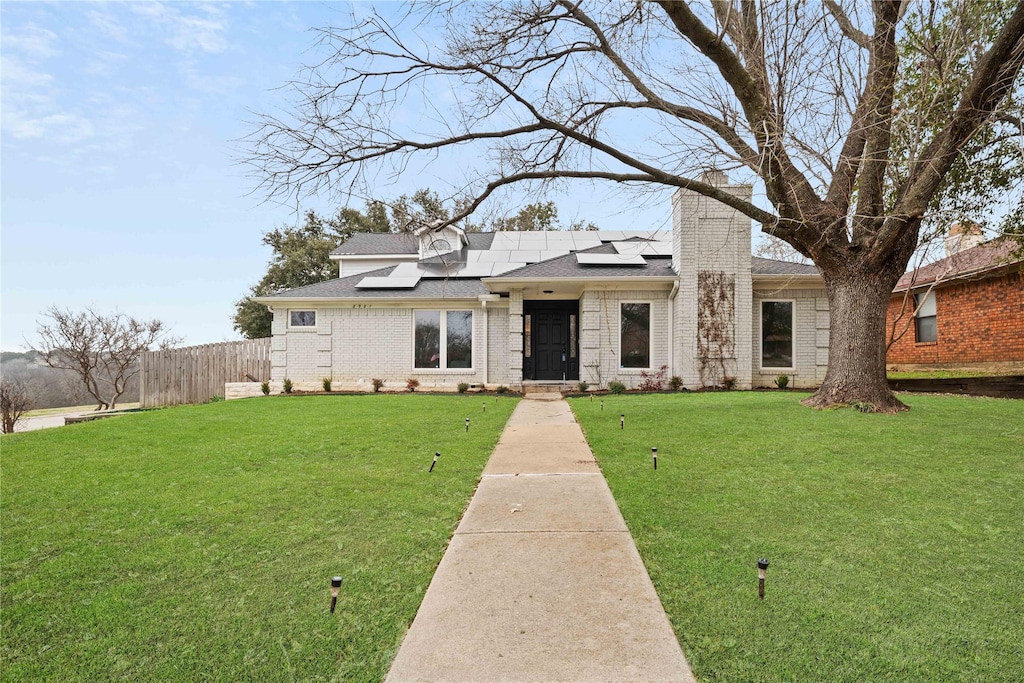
[0,377,32,434]
[246,0,1024,411]
[32,307,179,411]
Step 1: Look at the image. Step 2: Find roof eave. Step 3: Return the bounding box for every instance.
[329,253,419,260]
[483,275,678,287]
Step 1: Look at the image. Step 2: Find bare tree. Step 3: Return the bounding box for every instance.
[32,307,179,411]
[246,0,1024,412]
[0,377,32,434]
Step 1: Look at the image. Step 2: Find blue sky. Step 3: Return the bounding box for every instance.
[0,1,669,351]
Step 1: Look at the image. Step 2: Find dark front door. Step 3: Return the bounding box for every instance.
[524,301,579,381]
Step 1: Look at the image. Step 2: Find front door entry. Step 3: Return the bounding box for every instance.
[524,301,579,381]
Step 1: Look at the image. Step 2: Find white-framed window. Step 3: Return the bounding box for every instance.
[289,310,317,328]
[914,291,937,343]
[414,310,473,369]
[760,300,794,369]
[620,302,651,368]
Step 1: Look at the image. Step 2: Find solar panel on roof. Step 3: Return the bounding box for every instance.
[575,254,647,266]
[612,241,673,257]
[355,276,421,289]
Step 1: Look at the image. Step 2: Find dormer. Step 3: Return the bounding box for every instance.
[415,220,468,259]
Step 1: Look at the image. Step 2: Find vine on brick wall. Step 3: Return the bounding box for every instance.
[697,271,736,387]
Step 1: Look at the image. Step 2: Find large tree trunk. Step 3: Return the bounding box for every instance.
[803,267,908,413]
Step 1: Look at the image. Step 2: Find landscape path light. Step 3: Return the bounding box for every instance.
[429,451,440,473]
[652,447,657,470]
[621,413,625,430]
[330,576,343,614]
[465,417,470,432]
[757,558,770,600]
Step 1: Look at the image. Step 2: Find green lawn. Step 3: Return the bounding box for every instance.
[570,392,1024,682]
[2,394,517,682]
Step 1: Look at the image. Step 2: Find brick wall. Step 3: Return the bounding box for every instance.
[886,271,1023,366]
[271,303,501,390]
[579,289,671,389]
[751,288,830,388]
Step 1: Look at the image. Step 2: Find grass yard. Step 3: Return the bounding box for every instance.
[2,394,517,682]
[570,392,1024,682]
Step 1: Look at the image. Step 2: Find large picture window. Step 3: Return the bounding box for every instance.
[415,310,473,369]
[914,291,937,343]
[620,302,650,368]
[761,301,793,368]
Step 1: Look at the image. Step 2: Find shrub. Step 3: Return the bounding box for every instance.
[322,377,333,392]
[208,394,225,403]
[1,377,31,434]
[282,378,293,394]
[608,380,627,394]
[638,364,668,391]
[496,385,510,394]
[371,378,385,393]
[668,375,683,391]
[457,382,470,394]
[260,381,270,396]
[406,378,420,392]
[722,376,737,390]
[774,374,790,390]
[577,380,589,392]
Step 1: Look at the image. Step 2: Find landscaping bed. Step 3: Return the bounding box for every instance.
[1,395,518,682]
[570,392,1024,682]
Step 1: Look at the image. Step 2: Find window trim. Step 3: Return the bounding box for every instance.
[412,308,475,372]
[618,300,653,370]
[759,299,796,372]
[287,309,317,330]
[913,291,938,344]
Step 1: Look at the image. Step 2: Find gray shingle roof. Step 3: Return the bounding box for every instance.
[751,257,820,276]
[492,243,676,279]
[894,239,1021,291]
[332,233,418,255]
[260,265,489,300]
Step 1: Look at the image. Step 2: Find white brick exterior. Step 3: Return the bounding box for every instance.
[751,288,830,388]
[269,302,508,391]
[580,289,671,389]
[671,175,754,389]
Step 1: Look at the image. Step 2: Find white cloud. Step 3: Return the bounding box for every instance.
[131,1,229,54]
[2,24,59,59]
[4,111,95,142]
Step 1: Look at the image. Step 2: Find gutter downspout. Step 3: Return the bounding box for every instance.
[667,280,679,378]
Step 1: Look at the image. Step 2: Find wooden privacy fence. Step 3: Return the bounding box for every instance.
[140,338,271,407]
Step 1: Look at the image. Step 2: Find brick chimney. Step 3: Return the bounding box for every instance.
[944,223,985,256]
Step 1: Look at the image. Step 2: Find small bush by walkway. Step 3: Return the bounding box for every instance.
[1,394,518,682]
[571,392,1024,682]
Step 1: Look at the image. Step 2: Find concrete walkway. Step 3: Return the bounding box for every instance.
[385,395,695,682]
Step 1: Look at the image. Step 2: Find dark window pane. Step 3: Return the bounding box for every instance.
[761,301,793,368]
[415,311,441,368]
[290,310,316,327]
[916,316,937,343]
[446,311,473,368]
[621,303,650,368]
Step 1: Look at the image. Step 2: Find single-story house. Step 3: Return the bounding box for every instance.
[255,172,830,392]
[886,230,1023,373]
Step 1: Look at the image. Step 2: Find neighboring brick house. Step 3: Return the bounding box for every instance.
[886,237,1024,373]
[255,172,828,392]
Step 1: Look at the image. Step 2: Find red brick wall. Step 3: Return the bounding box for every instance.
[886,270,1023,365]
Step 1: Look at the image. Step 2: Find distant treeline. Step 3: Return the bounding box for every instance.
[0,351,140,410]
